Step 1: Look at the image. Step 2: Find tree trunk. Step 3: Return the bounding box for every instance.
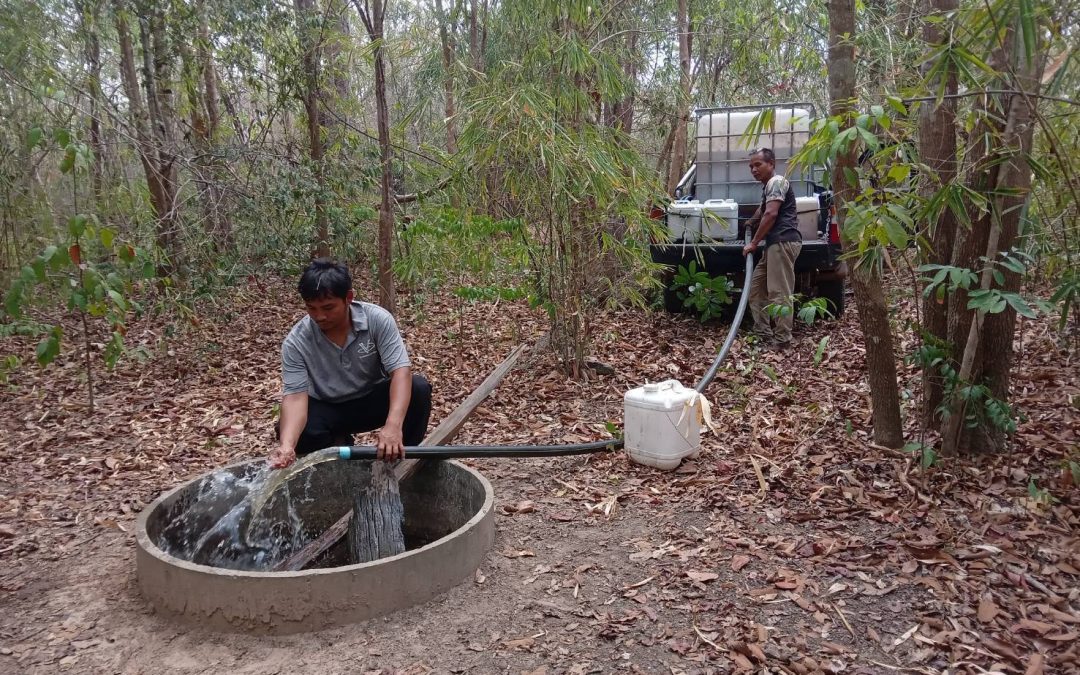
[76,0,104,204]
[117,0,180,275]
[656,121,677,186]
[434,0,458,155]
[196,0,231,246]
[829,0,904,448]
[917,0,959,426]
[354,0,397,314]
[295,0,330,257]
[940,27,1042,455]
[613,31,637,134]
[665,0,690,195]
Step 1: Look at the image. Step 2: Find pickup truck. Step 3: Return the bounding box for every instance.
[652,103,847,317]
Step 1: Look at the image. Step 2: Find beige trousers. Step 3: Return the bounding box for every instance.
[748,240,802,343]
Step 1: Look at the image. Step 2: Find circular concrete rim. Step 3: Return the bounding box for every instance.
[135,459,495,633]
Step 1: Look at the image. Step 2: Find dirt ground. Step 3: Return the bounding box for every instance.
[1,277,1077,674]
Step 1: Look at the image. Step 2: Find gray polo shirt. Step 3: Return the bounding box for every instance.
[281,301,411,402]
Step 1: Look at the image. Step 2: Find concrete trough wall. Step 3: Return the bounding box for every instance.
[135,460,494,634]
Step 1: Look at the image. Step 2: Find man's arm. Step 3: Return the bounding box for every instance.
[743,200,781,256]
[377,367,412,461]
[269,392,308,468]
[744,205,763,230]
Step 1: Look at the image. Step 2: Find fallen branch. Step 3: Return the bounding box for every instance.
[273,343,529,572]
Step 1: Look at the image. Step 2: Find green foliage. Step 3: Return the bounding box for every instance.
[904,441,938,469]
[671,261,733,322]
[813,336,829,365]
[456,0,665,374]
[797,297,833,325]
[393,209,528,296]
[2,128,152,378]
[918,250,1043,319]
[1050,267,1080,331]
[764,295,832,325]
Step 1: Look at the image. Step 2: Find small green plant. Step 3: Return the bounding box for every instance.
[904,441,938,469]
[813,336,829,365]
[671,261,733,322]
[765,295,833,325]
[604,420,623,440]
[2,127,154,410]
[1027,478,1058,507]
[0,355,21,384]
[797,297,834,325]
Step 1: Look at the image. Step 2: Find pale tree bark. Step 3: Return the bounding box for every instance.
[665,0,690,195]
[181,1,230,249]
[917,0,959,426]
[353,0,397,314]
[196,0,231,245]
[322,0,351,136]
[295,0,330,258]
[115,0,181,274]
[829,0,904,448]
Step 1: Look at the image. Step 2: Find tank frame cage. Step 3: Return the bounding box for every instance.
[690,103,826,204]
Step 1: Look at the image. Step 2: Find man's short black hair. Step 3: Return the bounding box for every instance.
[298,258,352,301]
[750,147,776,164]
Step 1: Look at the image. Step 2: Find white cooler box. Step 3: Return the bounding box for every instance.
[666,199,739,243]
[795,195,823,241]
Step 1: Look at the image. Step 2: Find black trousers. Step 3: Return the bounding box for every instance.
[292,374,432,455]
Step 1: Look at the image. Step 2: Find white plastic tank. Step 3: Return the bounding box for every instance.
[795,195,822,240]
[665,199,739,242]
[695,108,811,204]
[624,380,701,471]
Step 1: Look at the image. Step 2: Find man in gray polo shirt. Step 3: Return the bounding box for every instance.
[268,259,432,468]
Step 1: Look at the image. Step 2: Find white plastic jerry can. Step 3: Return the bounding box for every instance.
[623,380,702,470]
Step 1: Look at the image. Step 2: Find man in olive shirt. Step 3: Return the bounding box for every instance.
[742,147,803,350]
[268,259,431,468]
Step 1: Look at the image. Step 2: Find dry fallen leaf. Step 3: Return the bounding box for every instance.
[686,570,719,582]
[731,554,751,571]
[977,595,999,623]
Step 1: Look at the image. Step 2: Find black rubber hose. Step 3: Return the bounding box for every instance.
[695,241,754,393]
[337,440,622,460]
[336,242,753,460]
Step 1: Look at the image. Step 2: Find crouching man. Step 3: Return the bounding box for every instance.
[269,259,431,468]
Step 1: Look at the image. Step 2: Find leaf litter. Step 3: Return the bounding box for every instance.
[0,276,1076,673]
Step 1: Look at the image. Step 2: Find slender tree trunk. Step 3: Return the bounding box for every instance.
[296,0,330,257]
[117,0,180,275]
[196,0,231,246]
[666,0,690,195]
[656,121,677,185]
[917,0,959,426]
[354,0,397,314]
[616,30,637,134]
[434,0,458,154]
[468,0,485,78]
[76,0,104,204]
[829,0,904,448]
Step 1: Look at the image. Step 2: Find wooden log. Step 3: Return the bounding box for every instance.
[273,343,528,572]
[347,462,406,563]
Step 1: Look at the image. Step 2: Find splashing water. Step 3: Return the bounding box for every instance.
[156,448,340,571]
[244,448,340,545]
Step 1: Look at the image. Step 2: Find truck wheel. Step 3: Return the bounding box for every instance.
[663,284,685,314]
[817,279,845,318]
